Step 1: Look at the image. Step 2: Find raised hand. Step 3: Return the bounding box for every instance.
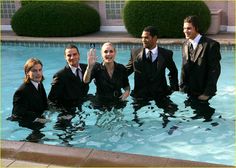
[87,48,97,68]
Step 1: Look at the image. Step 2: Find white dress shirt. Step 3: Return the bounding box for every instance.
[69,64,82,80]
[145,45,158,62]
[189,34,202,50]
[31,80,40,90]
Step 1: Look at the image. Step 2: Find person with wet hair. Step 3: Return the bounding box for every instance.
[9,58,48,128]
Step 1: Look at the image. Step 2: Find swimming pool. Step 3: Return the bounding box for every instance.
[1,42,235,166]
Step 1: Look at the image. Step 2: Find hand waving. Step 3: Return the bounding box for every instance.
[87,48,97,68]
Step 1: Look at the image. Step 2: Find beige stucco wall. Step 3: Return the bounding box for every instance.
[227,1,235,26]
[205,1,235,32]
[205,1,235,26]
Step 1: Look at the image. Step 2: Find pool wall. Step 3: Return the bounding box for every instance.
[1,140,231,167]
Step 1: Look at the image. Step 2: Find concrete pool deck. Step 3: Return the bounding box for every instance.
[1,140,233,167]
[1,30,235,167]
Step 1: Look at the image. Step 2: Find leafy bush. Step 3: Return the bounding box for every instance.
[123,1,210,38]
[11,1,100,37]
[20,0,35,6]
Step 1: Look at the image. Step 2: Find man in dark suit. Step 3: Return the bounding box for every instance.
[48,44,89,117]
[180,15,221,121]
[10,58,48,133]
[126,26,179,127]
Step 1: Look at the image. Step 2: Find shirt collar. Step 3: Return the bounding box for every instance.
[145,45,158,56]
[31,80,40,90]
[189,34,202,49]
[69,64,82,74]
[145,45,158,62]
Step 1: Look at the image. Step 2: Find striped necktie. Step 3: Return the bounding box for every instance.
[188,42,194,61]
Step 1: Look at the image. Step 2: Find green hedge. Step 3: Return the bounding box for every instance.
[11,1,100,37]
[123,1,211,38]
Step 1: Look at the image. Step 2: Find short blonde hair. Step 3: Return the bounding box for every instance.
[101,42,116,53]
[24,58,44,83]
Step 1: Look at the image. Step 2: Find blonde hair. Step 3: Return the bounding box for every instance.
[101,42,116,52]
[24,58,44,83]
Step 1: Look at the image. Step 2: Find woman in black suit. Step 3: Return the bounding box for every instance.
[83,42,130,110]
[9,58,48,128]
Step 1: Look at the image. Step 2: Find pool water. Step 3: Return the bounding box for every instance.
[1,43,235,166]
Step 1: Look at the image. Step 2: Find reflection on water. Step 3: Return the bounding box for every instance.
[184,97,215,122]
[1,44,235,166]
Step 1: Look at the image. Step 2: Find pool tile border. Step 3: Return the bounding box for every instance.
[1,40,235,52]
[1,140,232,167]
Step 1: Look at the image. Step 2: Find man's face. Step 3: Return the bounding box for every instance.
[141,31,157,50]
[27,63,43,83]
[183,22,198,40]
[65,48,80,67]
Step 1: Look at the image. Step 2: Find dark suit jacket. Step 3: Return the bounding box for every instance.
[12,82,48,121]
[48,64,89,109]
[180,36,221,97]
[126,47,179,99]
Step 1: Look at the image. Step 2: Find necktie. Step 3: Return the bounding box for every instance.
[76,68,82,81]
[188,42,194,53]
[188,42,194,61]
[38,83,42,93]
[147,50,152,62]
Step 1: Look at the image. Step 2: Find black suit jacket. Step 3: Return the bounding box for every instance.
[126,47,179,99]
[12,82,48,121]
[180,36,221,97]
[48,64,89,109]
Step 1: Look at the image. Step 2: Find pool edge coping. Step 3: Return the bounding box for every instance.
[1,140,232,167]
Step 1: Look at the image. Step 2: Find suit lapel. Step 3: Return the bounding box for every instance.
[28,82,38,92]
[157,47,165,69]
[133,48,144,74]
[193,42,204,62]
[183,42,189,61]
[65,65,76,78]
[137,49,144,61]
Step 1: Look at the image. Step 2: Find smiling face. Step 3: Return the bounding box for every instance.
[64,48,80,67]
[101,43,116,64]
[27,63,43,83]
[183,22,198,40]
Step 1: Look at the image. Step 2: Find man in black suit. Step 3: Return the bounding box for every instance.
[11,58,48,122]
[10,58,48,133]
[126,26,179,127]
[180,15,221,121]
[48,44,89,116]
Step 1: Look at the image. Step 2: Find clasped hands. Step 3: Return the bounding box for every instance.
[198,94,210,101]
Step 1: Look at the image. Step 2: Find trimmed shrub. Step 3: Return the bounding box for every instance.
[123,1,211,38]
[11,1,100,37]
[20,0,35,6]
